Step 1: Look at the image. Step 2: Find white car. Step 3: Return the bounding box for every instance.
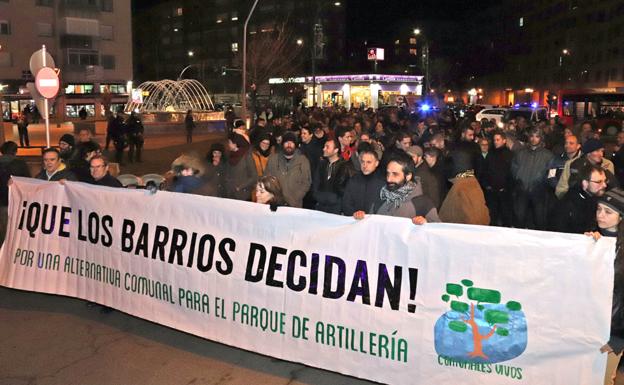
[475,108,508,127]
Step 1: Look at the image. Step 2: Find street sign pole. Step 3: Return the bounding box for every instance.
[29,45,58,148]
[42,45,50,148]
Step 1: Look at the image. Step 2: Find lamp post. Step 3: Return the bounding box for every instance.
[177,49,198,81]
[309,1,340,108]
[559,48,570,92]
[242,0,259,121]
[413,28,430,96]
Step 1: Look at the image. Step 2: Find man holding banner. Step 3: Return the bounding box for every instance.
[354,156,439,224]
[35,148,76,182]
[0,174,616,385]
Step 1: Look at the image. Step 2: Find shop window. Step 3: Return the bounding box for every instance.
[66,104,95,118]
[65,84,94,94]
[100,84,126,94]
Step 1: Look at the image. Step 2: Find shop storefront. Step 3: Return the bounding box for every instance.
[1,82,129,122]
[270,74,423,110]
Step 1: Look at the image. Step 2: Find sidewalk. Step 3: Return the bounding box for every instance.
[103,132,226,176]
[6,122,226,177]
[0,287,377,385]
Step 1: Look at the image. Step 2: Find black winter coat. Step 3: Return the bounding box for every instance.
[342,170,385,215]
[313,158,354,214]
[483,146,514,191]
[550,187,597,233]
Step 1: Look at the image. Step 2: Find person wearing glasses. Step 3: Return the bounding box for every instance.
[89,155,122,188]
[551,164,608,233]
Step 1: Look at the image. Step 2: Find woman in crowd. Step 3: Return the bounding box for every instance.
[586,188,624,385]
[168,153,205,194]
[203,143,226,197]
[255,175,287,211]
[225,132,256,201]
[251,133,273,200]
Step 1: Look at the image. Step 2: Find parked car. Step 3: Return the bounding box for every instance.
[475,108,508,128]
[503,106,548,124]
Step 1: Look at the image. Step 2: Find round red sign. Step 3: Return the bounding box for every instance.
[35,67,60,99]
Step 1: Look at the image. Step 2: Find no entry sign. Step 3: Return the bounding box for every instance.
[35,67,60,99]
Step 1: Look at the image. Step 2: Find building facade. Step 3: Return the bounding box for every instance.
[133,0,347,98]
[0,0,132,121]
[476,0,624,106]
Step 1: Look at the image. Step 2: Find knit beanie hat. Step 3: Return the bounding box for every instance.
[582,138,604,154]
[282,132,298,145]
[598,188,624,216]
[59,134,75,147]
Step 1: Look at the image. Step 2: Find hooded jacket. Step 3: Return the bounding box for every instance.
[511,142,554,192]
[439,173,490,225]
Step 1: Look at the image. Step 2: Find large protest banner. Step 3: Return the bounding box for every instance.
[0,177,615,384]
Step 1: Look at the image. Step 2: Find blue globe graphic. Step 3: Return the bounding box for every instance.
[434,303,528,363]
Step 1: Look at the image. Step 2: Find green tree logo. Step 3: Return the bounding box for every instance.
[435,279,527,363]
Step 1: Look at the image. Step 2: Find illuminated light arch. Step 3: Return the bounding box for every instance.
[125,79,215,113]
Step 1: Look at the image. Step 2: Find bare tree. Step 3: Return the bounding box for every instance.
[241,23,304,88]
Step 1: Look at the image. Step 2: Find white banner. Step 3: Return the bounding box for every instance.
[0,177,615,385]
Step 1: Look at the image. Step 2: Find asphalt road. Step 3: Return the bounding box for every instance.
[0,285,379,385]
[0,124,380,385]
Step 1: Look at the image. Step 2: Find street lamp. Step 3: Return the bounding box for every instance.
[309,1,342,108]
[177,64,196,81]
[242,0,260,121]
[414,28,430,96]
[559,48,571,91]
[296,39,303,46]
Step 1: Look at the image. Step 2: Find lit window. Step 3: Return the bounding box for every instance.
[409,48,417,55]
[409,38,416,44]
[395,40,400,45]
[231,42,239,52]
[519,17,524,27]
[175,7,183,16]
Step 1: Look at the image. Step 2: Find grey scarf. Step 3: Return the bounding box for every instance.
[380,182,415,209]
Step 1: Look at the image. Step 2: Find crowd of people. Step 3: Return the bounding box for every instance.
[1,103,624,382]
[164,106,624,231]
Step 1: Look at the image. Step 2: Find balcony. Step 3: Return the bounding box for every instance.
[60,17,100,37]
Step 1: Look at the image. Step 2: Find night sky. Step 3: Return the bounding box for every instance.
[346,0,497,41]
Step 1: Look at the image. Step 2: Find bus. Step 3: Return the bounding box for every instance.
[557,89,624,136]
